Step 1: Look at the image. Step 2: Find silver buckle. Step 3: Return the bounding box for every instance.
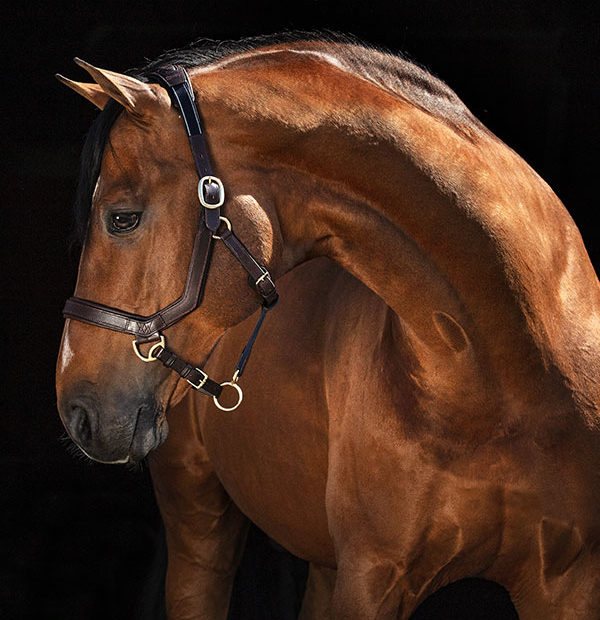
[187,368,208,389]
[198,176,225,209]
[255,270,272,287]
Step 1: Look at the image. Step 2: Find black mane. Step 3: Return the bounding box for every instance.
[72,31,476,243]
[138,31,358,75]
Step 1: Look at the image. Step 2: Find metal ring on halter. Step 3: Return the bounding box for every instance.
[198,175,225,208]
[213,381,243,412]
[132,334,165,362]
[212,217,232,240]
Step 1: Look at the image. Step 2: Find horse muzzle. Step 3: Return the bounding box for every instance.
[59,385,167,463]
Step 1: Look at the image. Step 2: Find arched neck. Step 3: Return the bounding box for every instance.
[194,50,600,410]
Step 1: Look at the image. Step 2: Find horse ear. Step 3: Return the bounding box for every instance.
[55,74,110,110]
[70,57,168,118]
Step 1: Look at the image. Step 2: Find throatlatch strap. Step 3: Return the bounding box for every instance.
[219,229,279,308]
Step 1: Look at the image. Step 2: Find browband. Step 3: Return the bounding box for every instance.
[63,65,278,411]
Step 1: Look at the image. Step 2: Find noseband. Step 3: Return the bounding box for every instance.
[63,65,278,412]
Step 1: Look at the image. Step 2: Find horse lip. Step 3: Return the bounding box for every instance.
[78,444,131,465]
[127,401,166,462]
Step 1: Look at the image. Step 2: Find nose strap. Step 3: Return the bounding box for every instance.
[64,224,215,338]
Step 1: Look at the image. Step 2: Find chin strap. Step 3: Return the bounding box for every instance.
[134,303,271,411]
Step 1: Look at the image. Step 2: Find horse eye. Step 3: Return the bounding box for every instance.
[109,212,141,233]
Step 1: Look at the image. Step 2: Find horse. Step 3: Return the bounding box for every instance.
[55,36,600,619]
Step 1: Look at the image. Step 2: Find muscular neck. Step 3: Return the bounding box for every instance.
[196,49,600,413]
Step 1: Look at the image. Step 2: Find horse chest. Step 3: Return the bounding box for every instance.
[200,382,335,564]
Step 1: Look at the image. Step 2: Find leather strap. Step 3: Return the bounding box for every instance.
[154,344,223,397]
[64,225,214,339]
[220,228,279,308]
[148,65,221,232]
[233,306,269,380]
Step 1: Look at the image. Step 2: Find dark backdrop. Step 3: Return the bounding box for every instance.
[2,2,597,619]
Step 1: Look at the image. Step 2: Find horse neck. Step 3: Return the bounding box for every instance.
[199,53,600,419]
[289,122,600,428]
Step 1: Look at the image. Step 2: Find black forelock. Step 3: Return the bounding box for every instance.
[73,98,122,243]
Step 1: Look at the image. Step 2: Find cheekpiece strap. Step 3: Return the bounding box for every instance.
[148,65,222,232]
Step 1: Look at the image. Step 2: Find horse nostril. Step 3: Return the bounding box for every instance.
[71,404,93,444]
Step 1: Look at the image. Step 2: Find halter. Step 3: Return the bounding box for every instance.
[63,65,278,412]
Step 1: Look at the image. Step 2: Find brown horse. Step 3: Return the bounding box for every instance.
[56,37,600,619]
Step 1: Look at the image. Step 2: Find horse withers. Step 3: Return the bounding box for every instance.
[56,36,600,619]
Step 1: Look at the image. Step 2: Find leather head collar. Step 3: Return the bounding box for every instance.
[63,65,278,411]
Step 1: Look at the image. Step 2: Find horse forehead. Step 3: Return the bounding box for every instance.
[94,145,160,207]
[104,113,180,177]
[109,119,156,163]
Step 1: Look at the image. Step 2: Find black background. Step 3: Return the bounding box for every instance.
[1,1,597,619]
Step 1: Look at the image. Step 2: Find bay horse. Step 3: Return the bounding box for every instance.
[55,36,600,619]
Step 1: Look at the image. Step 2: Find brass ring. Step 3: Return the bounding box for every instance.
[212,216,232,240]
[132,334,165,363]
[213,381,243,412]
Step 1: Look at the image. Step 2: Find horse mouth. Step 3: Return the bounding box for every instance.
[62,395,168,465]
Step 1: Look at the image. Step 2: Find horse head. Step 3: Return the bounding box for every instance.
[56,60,281,463]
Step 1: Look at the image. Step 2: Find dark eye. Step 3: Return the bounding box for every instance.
[109,212,141,234]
